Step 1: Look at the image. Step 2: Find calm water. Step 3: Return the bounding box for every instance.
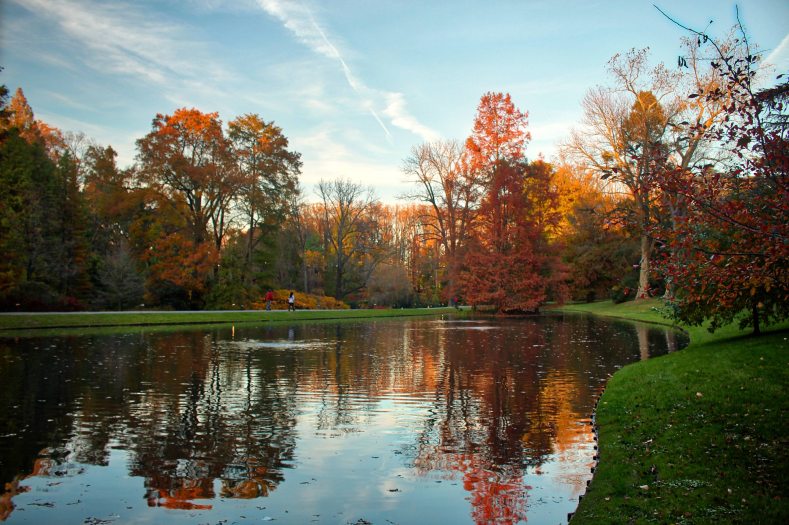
[0,314,685,524]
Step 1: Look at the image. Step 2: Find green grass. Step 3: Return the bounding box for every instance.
[555,300,789,524]
[0,307,465,336]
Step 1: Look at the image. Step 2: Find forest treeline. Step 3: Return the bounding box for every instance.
[0,21,786,332]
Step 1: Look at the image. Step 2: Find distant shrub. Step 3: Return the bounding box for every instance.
[0,281,85,311]
[251,290,349,310]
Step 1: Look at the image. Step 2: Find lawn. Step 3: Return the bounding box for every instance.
[557,300,789,524]
[0,307,465,335]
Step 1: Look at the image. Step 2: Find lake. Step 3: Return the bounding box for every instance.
[0,314,685,524]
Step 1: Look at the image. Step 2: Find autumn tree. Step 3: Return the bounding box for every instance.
[136,108,239,252]
[554,163,639,301]
[1,88,64,158]
[564,50,681,298]
[2,88,36,143]
[82,145,148,307]
[460,160,566,312]
[651,13,789,334]
[83,145,140,248]
[456,92,565,311]
[135,108,242,305]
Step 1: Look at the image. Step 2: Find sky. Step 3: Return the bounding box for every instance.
[2,0,788,201]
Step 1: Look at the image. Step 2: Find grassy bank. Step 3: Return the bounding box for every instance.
[0,307,464,334]
[557,300,789,524]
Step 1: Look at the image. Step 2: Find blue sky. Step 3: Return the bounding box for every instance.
[2,0,788,201]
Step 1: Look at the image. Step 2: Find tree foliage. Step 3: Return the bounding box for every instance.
[651,15,789,334]
[456,92,566,312]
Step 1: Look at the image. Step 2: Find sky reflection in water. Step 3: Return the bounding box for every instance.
[0,315,685,524]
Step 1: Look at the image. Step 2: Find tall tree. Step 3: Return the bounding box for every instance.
[0,131,56,298]
[460,160,565,312]
[564,50,680,298]
[228,114,301,285]
[457,92,565,311]
[52,152,91,302]
[402,140,479,296]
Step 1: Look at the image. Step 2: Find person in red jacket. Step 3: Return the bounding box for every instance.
[264,290,274,311]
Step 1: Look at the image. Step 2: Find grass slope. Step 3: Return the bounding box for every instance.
[558,300,789,524]
[0,307,463,334]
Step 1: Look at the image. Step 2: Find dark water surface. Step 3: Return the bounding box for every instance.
[0,314,685,524]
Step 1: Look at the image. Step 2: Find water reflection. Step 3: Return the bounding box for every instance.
[0,315,685,524]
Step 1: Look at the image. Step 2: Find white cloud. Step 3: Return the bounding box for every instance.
[383,93,441,143]
[294,129,408,202]
[255,0,439,143]
[11,0,231,87]
[762,32,789,76]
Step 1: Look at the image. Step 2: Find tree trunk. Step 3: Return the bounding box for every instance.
[302,246,309,293]
[752,303,761,336]
[636,233,651,299]
[335,258,344,300]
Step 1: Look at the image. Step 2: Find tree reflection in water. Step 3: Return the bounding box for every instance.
[0,316,684,523]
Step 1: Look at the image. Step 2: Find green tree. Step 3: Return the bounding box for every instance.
[228,114,301,288]
[52,152,91,303]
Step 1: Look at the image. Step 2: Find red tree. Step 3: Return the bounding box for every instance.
[652,15,789,334]
[458,92,566,312]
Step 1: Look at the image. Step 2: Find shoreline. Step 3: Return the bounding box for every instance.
[0,307,468,335]
[553,299,789,524]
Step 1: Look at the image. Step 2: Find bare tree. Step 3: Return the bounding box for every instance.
[401,140,480,273]
[564,43,735,299]
[316,178,382,300]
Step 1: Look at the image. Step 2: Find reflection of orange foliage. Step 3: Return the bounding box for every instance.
[531,371,584,454]
[30,457,56,476]
[522,370,595,495]
[0,478,30,521]
[416,451,529,525]
[146,478,213,510]
[1,452,59,521]
[221,477,276,498]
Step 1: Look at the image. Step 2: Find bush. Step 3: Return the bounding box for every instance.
[610,270,665,304]
[251,290,349,310]
[0,281,84,311]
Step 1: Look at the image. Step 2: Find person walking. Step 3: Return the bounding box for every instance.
[265,289,274,311]
[287,291,296,311]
